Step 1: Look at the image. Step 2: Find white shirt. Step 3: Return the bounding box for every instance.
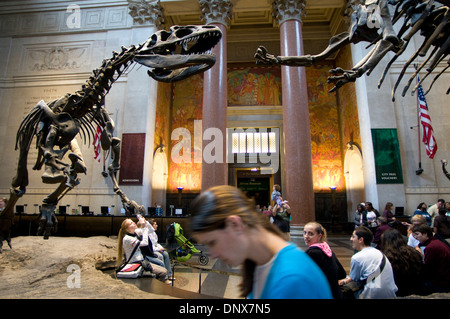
[122,223,150,264]
[252,253,277,299]
[367,211,377,227]
[350,246,397,299]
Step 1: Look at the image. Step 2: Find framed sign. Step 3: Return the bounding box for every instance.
[119,133,145,185]
[371,129,404,184]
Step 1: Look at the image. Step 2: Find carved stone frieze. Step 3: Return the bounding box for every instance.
[199,0,232,26]
[272,0,307,25]
[24,44,90,73]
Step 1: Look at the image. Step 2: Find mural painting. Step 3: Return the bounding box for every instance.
[167,73,203,193]
[227,66,282,106]
[306,64,344,192]
[156,65,346,194]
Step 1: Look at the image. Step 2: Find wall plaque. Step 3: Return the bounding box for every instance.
[119,133,145,186]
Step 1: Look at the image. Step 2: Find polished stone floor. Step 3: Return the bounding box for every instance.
[119,230,355,299]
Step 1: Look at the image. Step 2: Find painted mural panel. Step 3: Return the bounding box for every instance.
[306,65,344,192]
[335,45,361,153]
[154,82,171,152]
[227,66,282,106]
[167,73,203,193]
[162,65,345,194]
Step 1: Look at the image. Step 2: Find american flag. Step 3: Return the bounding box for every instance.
[93,124,102,162]
[417,76,437,159]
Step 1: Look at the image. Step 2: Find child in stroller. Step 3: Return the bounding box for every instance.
[166,222,209,265]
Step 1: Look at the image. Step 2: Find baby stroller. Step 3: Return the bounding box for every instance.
[166,222,209,266]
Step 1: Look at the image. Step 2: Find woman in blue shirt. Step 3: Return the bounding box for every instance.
[190,185,332,299]
[413,202,432,226]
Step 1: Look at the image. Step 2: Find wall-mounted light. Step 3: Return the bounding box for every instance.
[231,130,277,154]
[346,141,353,150]
[153,142,166,157]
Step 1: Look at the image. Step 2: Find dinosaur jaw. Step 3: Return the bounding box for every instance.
[133,25,222,82]
[134,53,216,82]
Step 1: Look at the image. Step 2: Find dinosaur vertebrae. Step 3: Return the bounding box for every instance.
[58,44,142,119]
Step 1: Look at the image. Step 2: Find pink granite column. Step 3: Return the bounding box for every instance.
[200,0,231,191]
[276,1,315,225]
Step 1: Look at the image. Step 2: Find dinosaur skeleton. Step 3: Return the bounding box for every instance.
[255,0,449,100]
[0,25,221,242]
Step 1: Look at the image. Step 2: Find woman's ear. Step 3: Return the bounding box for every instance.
[225,215,245,233]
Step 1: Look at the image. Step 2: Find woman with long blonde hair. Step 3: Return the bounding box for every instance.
[116,216,168,282]
[189,185,332,299]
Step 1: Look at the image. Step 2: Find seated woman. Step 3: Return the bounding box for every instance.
[148,219,174,282]
[413,202,432,226]
[381,228,425,296]
[402,214,427,256]
[303,222,347,299]
[117,216,169,283]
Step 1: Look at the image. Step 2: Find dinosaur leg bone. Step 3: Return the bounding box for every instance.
[37,203,58,240]
[106,137,144,216]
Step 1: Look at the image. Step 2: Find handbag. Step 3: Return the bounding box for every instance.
[116,240,140,273]
[116,263,143,279]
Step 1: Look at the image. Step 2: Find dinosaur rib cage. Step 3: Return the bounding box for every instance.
[58,44,141,146]
[67,45,139,117]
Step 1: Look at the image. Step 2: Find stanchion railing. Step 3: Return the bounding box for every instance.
[171,260,240,294]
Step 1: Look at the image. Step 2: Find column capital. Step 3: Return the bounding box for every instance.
[128,0,165,28]
[199,0,233,27]
[272,0,306,25]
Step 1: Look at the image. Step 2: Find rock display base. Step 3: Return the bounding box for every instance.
[0,236,176,299]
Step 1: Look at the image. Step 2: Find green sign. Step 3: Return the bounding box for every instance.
[238,179,269,191]
[372,129,404,184]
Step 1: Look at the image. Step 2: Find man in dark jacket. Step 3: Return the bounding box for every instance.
[412,224,450,293]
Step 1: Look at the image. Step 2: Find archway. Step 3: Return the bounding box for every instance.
[152,149,168,213]
[344,145,365,222]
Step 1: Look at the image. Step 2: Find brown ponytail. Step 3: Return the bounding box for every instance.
[190,185,284,297]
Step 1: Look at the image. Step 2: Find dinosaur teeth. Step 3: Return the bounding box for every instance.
[182,39,189,51]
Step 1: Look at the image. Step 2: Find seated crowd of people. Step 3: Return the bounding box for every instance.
[344,199,450,298]
[114,191,450,299]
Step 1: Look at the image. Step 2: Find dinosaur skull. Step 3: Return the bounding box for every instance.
[134,25,222,82]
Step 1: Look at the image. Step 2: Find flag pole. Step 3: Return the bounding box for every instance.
[414,64,423,175]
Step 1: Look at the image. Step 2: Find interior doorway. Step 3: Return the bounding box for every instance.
[238,177,271,207]
[235,169,274,209]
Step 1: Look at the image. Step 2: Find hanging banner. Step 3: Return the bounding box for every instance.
[119,133,145,186]
[372,129,404,184]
